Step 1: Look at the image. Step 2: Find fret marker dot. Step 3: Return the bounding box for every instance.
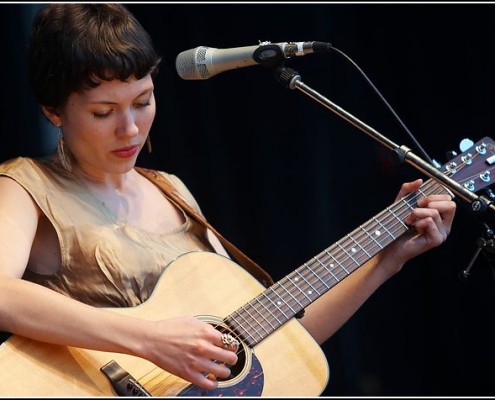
[308,290,313,295]
[351,247,356,253]
[330,264,334,268]
[277,301,282,306]
[375,230,381,236]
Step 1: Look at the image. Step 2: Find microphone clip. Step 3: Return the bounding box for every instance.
[253,43,285,69]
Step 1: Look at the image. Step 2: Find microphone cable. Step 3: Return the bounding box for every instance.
[328,46,436,167]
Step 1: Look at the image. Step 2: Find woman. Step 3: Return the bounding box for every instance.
[0,3,456,395]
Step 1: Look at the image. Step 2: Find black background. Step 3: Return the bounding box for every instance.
[2,2,495,396]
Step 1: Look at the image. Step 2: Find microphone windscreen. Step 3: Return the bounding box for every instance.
[175,47,209,80]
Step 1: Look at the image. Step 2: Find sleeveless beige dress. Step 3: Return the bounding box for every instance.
[0,157,214,307]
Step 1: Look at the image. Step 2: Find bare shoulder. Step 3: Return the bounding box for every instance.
[0,175,36,201]
[0,176,40,219]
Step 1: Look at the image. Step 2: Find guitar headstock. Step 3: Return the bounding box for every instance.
[440,136,495,196]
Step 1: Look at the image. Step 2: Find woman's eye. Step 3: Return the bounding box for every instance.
[93,111,112,119]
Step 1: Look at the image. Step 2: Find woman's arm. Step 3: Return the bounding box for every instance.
[299,179,456,344]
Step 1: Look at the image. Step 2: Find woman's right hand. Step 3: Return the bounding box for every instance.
[141,316,239,390]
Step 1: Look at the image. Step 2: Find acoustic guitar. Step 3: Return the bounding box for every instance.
[1,137,494,396]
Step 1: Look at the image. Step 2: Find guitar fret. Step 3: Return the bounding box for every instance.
[320,253,342,281]
[384,221,405,241]
[372,216,395,240]
[235,306,267,341]
[289,270,321,304]
[270,287,296,317]
[277,280,305,311]
[226,313,257,345]
[231,309,259,341]
[295,269,321,295]
[402,197,415,211]
[359,225,384,251]
[307,258,334,292]
[261,291,290,321]
[361,218,389,250]
[299,268,323,291]
[245,300,277,335]
[347,233,372,258]
[313,259,342,288]
[299,267,330,306]
[271,284,298,315]
[417,187,427,201]
[336,237,367,273]
[340,236,370,266]
[253,297,280,327]
[314,257,349,295]
[386,205,408,230]
[328,249,351,275]
[243,305,272,336]
[286,271,310,298]
[300,262,327,295]
[336,242,359,266]
[357,223,385,258]
[389,212,409,236]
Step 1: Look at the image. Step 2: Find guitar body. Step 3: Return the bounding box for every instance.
[0,252,329,396]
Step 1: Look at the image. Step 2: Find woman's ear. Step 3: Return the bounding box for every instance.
[41,106,62,127]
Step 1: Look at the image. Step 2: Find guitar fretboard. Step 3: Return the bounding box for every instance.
[224,179,449,347]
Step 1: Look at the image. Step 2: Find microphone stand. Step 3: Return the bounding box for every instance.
[271,65,495,277]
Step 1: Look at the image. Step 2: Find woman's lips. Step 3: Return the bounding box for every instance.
[112,145,139,158]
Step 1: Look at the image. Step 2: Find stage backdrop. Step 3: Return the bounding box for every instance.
[2,3,495,396]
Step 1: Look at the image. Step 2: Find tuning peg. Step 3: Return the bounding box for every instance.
[459,138,474,152]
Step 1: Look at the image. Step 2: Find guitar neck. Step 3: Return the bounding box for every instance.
[225,178,450,346]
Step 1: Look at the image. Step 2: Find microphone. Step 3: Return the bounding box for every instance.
[175,41,332,80]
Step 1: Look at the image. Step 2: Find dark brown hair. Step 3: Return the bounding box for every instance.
[28,4,161,108]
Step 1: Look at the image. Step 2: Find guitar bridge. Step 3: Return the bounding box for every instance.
[100,360,151,397]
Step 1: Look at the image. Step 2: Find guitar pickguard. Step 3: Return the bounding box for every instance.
[178,353,263,397]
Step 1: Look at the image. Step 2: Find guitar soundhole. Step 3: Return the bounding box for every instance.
[177,318,264,396]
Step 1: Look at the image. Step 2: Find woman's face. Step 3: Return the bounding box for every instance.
[56,74,156,177]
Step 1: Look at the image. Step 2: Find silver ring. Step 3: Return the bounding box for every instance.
[221,333,240,350]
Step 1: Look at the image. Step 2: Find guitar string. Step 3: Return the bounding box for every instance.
[135,146,488,395]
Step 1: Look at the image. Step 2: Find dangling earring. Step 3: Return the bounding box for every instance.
[56,126,72,172]
[146,135,152,154]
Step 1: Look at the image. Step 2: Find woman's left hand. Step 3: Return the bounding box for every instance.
[379,179,457,276]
